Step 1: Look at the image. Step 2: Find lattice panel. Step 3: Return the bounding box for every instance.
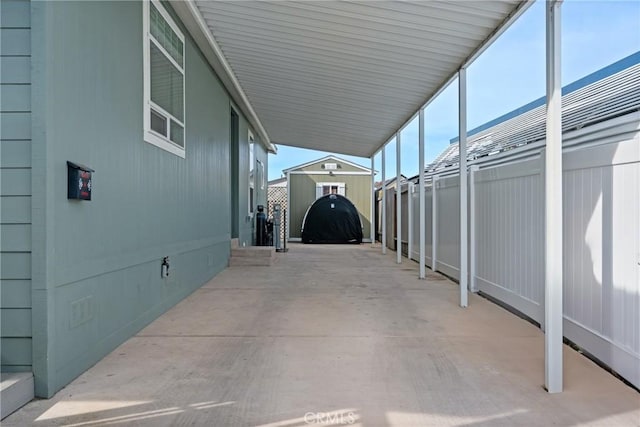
[267,186,288,244]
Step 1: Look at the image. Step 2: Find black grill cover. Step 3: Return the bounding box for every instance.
[301,194,363,244]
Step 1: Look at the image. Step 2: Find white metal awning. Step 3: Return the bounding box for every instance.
[179,1,531,157]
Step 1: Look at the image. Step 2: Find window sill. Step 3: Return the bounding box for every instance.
[144,131,186,158]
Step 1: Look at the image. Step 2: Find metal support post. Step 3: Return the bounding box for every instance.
[370,156,375,246]
[459,68,469,308]
[396,133,402,263]
[419,109,426,279]
[545,0,564,394]
[382,147,387,255]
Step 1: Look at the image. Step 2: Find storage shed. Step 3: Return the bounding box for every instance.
[285,156,373,242]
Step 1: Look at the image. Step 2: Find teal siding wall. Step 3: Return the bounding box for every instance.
[253,139,269,243]
[236,116,252,247]
[232,122,269,247]
[29,0,250,397]
[255,141,269,215]
[1,0,33,373]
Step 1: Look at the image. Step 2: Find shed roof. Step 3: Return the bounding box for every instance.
[174,1,532,157]
[283,155,372,173]
[267,177,287,187]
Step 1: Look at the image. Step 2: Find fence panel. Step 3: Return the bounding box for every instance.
[408,185,433,265]
[473,158,543,321]
[561,136,639,388]
[435,176,460,279]
[409,114,640,388]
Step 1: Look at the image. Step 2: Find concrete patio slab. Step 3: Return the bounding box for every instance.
[4,244,639,426]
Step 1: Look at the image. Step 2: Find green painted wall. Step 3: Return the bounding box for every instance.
[28,0,255,397]
[289,174,372,240]
[1,0,33,373]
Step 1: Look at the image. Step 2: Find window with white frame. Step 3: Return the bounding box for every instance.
[143,0,186,157]
[248,131,255,214]
[316,182,345,199]
[257,159,265,190]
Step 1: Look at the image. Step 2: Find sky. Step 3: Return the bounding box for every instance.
[268,0,640,181]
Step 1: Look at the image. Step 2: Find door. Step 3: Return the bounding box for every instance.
[230,109,239,238]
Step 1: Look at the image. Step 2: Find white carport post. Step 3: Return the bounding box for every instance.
[286,171,291,243]
[545,0,564,394]
[418,109,426,279]
[408,182,413,261]
[381,147,387,255]
[459,68,469,308]
[370,156,375,246]
[432,175,438,271]
[396,133,402,264]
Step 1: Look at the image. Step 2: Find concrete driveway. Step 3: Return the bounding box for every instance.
[4,244,639,426]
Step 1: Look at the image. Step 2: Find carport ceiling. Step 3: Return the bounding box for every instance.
[194,1,530,158]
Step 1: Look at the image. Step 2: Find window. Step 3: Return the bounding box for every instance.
[323,163,338,170]
[143,0,186,157]
[316,182,345,199]
[248,131,255,214]
[323,185,338,196]
[257,159,265,190]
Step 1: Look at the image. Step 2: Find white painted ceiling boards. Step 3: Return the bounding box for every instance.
[193,1,529,157]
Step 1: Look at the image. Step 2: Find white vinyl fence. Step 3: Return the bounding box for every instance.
[399,112,640,388]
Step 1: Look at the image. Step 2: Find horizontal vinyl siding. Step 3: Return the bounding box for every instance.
[1,85,31,112]
[1,224,31,251]
[1,309,32,337]
[0,338,32,366]
[1,0,30,27]
[0,28,30,55]
[1,139,31,167]
[1,280,32,308]
[1,0,32,372]
[0,196,31,223]
[0,57,31,83]
[1,112,31,139]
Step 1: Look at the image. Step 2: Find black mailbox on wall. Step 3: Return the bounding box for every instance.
[67,161,94,200]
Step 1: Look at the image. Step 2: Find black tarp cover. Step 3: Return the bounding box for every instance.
[301,194,363,244]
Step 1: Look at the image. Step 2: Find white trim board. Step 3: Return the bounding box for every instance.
[143,0,187,158]
[288,171,372,176]
[169,0,275,153]
[283,155,371,173]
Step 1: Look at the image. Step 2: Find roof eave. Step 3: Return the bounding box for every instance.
[371,0,535,158]
[170,0,277,154]
[282,155,372,173]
